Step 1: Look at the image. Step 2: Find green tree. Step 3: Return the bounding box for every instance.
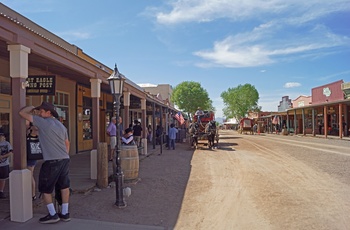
[221,84,260,120]
[171,81,213,118]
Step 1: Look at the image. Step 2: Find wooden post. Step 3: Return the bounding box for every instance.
[97,142,108,188]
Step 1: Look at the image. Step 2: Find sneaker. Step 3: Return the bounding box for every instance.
[39,213,60,224]
[58,212,71,222]
[0,192,6,199]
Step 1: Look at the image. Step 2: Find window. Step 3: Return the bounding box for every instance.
[82,97,92,140]
[0,76,11,95]
[43,92,69,130]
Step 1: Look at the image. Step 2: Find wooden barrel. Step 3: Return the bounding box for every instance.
[120,145,139,182]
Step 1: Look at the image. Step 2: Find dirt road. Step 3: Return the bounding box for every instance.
[175,131,350,230]
[36,130,350,229]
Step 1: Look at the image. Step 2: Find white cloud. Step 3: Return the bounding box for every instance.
[193,22,349,68]
[154,0,350,25]
[152,0,350,68]
[318,70,350,81]
[284,82,302,88]
[57,31,91,41]
[138,83,157,87]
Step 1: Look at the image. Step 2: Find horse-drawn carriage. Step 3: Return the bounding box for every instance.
[238,117,254,134]
[188,111,219,149]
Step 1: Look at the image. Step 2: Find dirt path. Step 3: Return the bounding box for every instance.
[175,131,350,230]
[33,130,350,229]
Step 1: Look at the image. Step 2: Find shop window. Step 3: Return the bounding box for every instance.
[330,113,338,128]
[0,76,11,95]
[44,92,70,130]
[305,116,313,128]
[106,101,114,130]
[82,97,92,140]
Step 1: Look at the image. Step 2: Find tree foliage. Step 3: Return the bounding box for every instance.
[220,84,260,120]
[171,81,213,116]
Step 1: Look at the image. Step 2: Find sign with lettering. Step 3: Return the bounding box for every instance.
[322,87,331,97]
[26,75,56,95]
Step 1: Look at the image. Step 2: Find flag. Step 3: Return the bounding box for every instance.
[174,112,185,125]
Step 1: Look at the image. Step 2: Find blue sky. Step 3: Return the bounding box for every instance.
[3,0,350,118]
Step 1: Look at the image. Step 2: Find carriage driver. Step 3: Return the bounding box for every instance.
[195,107,204,123]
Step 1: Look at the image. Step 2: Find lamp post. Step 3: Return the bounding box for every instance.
[108,64,126,208]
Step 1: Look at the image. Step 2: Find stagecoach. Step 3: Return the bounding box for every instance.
[238,117,254,135]
[189,111,219,149]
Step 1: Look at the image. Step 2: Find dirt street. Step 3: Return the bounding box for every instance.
[35,130,350,229]
[175,131,350,230]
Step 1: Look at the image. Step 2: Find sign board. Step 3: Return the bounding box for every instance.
[26,75,56,95]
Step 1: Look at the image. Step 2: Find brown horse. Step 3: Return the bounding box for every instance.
[205,120,217,149]
[189,122,199,148]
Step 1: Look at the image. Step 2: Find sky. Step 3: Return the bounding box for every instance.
[2,0,350,118]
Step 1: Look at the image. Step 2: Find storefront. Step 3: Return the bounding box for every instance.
[286,80,350,138]
[0,3,182,222]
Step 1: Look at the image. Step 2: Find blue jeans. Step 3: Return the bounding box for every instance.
[169,139,175,150]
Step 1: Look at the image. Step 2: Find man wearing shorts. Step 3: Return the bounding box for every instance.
[107,117,117,161]
[0,131,13,199]
[20,101,71,224]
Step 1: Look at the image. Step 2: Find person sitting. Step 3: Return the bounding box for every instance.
[195,107,204,122]
[122,128,135,145]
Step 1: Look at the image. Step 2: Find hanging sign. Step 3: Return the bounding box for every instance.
[26,75,56,95]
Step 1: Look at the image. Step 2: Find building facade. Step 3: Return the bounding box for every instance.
[0,3,181,221]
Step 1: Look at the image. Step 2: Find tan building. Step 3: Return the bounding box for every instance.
[0,3,179,222]
[140,84,173,107]
[292,95,312,108]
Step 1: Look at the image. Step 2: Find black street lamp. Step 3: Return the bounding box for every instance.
[108,64,126,208]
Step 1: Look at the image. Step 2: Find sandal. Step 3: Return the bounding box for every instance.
[32,195,37,201]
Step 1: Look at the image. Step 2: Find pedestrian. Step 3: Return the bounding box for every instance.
[0,130,13,199]
[275,123,279,134]
[26,121,40,200]
[132,120,142,147]
[118,116,124,137]
[122,128,135,145]
[106,117,117,161]
[168,124,178,150]
[19,101,71,224]
[318,121,323,135]
[147,124,153,143]
[155,125,162,145]
[253,124,257,134]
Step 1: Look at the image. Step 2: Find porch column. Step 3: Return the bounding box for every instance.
[90,78,101,180]
[141,98,147,155]
[90,78,101,149]
[339,103,343,139]
[312,109,316,136]
[324,105,328,138]
[160,106,164,153]
[293,110,297,135]
[8,44,32,222]
[123,91,130,129]
[345,104,348,137]
[152,102,156,149]
[302,108,305,135]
